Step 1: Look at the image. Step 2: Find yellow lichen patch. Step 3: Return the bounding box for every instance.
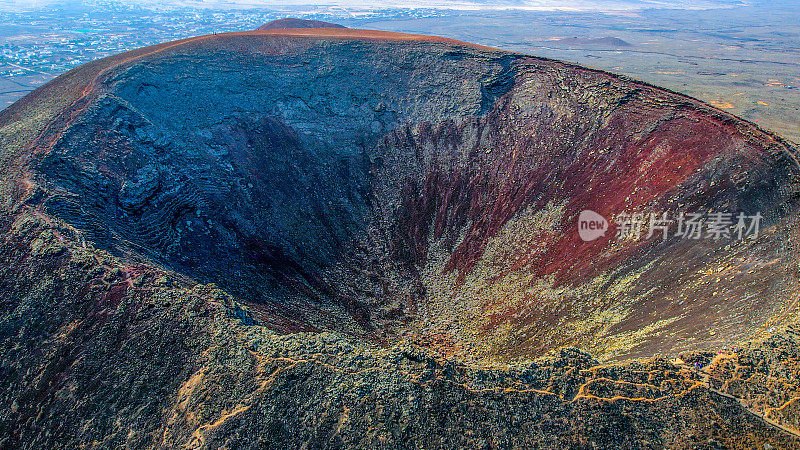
[588,316,682,360]
[757,101,770,106]
[415,201,570,362]
[710,100,735,109]
[55,319,83,342]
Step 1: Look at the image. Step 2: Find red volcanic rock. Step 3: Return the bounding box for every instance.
[256,18,347,30]
[1,28,799,447]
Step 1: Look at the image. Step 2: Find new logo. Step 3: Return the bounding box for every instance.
[578,210,608,242]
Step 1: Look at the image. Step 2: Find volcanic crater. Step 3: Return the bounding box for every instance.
[3,27,799,366]
[5,25,800,449]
